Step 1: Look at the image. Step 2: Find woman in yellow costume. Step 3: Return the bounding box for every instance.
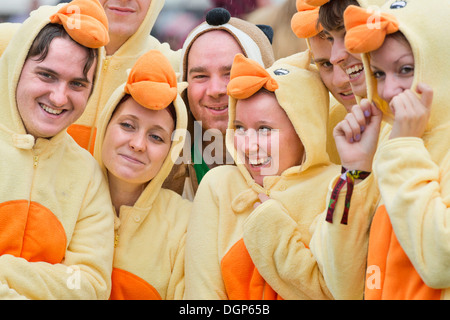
[184,51,341,299]
[94,50,191,300]
[315,0,450,299]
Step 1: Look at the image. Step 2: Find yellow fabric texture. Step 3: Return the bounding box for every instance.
[94,50,191,300]
[69,0,181,154]
[311,0,450,300]
[185,51,341,299]
[0,3,114,299]
[358,0,450,300]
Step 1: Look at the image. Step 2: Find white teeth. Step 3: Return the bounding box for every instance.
[39,103,63,115]
[346,64,364,79]
[248,157,271,166]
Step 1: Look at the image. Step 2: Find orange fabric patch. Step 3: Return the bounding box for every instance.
[291,0,323,38]
[67,124,96,155]
[49,0,109,49]
[366,205,441,300]
[221,239,283,300]
[110,268,162,300]
[343,5,399,54]
[125,50,178,111]
[0,200,66,264]
[227,54,278,100]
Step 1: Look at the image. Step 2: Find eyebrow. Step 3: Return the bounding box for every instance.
[120,114,173,135]
[35,66,91,85]
[188,65,232,75]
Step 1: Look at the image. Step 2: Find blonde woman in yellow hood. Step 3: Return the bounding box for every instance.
[94,50,191,300]
[184,51,341,300]
[329,0,450,300]
[0,0,115,299]
[68,0,181,154]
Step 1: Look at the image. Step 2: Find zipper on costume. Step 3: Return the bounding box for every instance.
[103,57,110,72]
[33,155,39,168]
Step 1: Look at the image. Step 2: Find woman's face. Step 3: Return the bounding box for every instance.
[233,91,304,186]
[370,35,415,104]
[102,96,174,187]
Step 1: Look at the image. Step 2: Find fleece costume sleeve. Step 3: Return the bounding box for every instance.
[184,171,228,300]
[244,199,332,300]
[374,138,450,289]
[0,165,114,300]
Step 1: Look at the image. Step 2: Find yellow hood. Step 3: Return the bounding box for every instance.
[226,51,330,194]
[350,0,450,163]
[0,4,104,147]
[94,64,188,209]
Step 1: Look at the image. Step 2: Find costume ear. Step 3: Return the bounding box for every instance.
[205,7,231,25]
[256,24,274,44]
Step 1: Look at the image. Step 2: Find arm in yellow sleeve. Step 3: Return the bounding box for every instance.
[0,169,114,300]
[243,199,333,300]
[309,173,380,299]
[374,138,450,289]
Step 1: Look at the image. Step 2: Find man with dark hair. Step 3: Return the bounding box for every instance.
[0,0,114,299]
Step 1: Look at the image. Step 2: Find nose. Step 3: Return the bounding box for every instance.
[206,74,227,99]
[49,83,69,107]
[332,64,350,89]
[329,37,348,67]
[380,74,405,103]
[129,132,146,152]
[244,129,259,155]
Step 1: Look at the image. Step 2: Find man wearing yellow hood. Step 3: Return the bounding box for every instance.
[184,51,341,299]
[68,0,181,154]
[331,0,450,300]
[94,50,191,300]
[0,0,114,299]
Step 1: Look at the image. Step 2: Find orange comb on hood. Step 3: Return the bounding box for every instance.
[50,0,109,49]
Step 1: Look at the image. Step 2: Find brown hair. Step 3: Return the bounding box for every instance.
[318,0,359,31]
[27,23,97,78]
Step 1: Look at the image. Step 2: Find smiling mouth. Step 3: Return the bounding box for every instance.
[248,156,271,168]
[345,64,364,80]
[39,103,64,115]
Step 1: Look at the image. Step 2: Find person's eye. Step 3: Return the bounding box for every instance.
[149,134,164,143]
[399,65,414,76]
[258,126,272,135]
[120,122,134,130]
[373,70,385,79]
[37,72,54,81]
[235,125,246,134]
[320,61,333,70]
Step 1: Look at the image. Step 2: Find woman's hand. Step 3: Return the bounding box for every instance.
[389,83,433,139]
[333,99,383,172]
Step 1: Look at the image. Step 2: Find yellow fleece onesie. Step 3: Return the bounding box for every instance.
[312,0,450,300]
[68,0,181,154]
[94,50,191,300]
[184,51,341,300]
[0,3,114,299]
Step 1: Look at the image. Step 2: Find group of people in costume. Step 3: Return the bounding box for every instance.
[0,0,448,300]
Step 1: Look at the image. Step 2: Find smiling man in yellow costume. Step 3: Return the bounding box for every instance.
[0,0,114,299]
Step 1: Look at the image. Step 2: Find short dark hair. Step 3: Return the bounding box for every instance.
[26,23,97,78]
[318,0,359,31]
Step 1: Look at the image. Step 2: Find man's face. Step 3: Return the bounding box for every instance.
[186,30,244,134]
[16,37,96,139]
[324,26,367,98]
[99,0,152,41]
[309,33,356,111]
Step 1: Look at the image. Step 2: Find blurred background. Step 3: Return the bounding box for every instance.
[0,0,306,59]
